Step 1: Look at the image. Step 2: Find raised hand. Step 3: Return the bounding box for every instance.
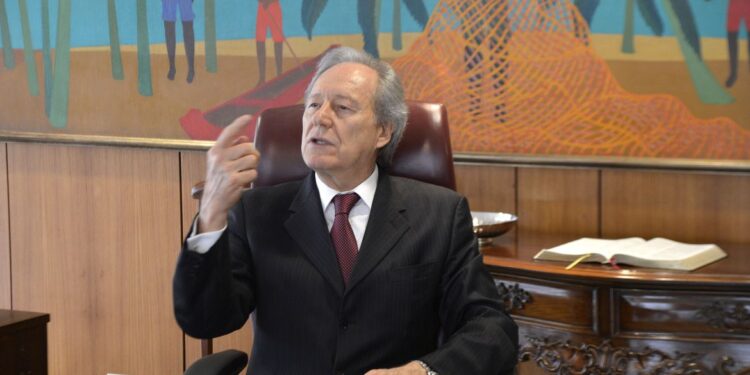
[198,115,260,233]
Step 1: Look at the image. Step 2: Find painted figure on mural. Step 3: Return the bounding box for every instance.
[726,0,749,87]
[256,0,284,86]
[162,0,196,84]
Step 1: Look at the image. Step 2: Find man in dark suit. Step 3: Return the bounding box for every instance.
[173,46,518,374]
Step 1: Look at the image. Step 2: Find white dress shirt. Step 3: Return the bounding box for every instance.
[186,168,378,254]
[315,168,377,250]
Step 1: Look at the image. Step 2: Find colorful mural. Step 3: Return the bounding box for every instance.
[0,0,748,161]
[394,0,750,158]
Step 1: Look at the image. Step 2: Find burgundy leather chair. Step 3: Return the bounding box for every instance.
[186,101,455,374]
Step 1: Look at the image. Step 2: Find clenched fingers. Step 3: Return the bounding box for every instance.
[231,152,259,171]
[225,141,260,164]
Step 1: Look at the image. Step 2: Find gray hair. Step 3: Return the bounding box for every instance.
[304,46,408,168]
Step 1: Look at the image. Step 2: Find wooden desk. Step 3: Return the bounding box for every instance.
[482,234,750,374]
[0,310,50,375]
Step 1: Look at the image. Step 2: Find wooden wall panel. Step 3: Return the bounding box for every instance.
[1,139,748,374]
[7,143,183,374]
[517,167,599,238]
[602,169,750,244]
[0,143,9,309]
[455,163,516,213]
[179,150,254,369]
[455,163,517,245]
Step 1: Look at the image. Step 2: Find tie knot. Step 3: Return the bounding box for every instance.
[333,193,360,216]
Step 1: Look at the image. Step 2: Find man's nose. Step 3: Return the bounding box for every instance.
[312,102,334,128]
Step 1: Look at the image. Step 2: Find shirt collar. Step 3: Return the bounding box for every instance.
[316,167,379,212]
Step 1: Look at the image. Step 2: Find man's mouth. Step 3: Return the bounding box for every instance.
[310,137,333,146]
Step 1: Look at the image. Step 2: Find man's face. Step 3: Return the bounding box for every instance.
[301,62,391,187]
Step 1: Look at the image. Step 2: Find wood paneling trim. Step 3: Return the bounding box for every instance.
[517,167,599,238]
[601,169,750,244]
[455,152,750,173]
[179,150,254,368]
[0,143,10,309]
[7,143,184,374]
[0,130,214,150]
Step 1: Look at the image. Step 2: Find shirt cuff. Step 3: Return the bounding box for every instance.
[185,218,226,254]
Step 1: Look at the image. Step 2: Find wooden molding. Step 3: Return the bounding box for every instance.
[0,130,213,151]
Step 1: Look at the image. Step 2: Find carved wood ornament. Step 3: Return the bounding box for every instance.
[519,337,750,374]
[494,281,532,312]
[695,301,750,333]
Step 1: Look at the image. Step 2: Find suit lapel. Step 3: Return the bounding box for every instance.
[347,174,409,292]
[284,174,345,296]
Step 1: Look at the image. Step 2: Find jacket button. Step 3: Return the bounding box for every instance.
[341,321,349,330]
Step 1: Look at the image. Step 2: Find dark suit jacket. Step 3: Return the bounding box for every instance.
[174,172,518,374]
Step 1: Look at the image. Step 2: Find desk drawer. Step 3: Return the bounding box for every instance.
[0,324,48,375]
[493,275,595,331]
[614,289,750,338]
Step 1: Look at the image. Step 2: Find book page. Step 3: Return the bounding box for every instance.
[618,238,717,261]
[541,237,645,260]
[537,237,726,270]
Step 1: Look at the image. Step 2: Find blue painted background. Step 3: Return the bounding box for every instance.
[1,0,745,48]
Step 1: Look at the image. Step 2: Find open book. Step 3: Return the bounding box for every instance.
[533,237,727,271]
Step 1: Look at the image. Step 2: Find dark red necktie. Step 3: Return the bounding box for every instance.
[331,193,360,285]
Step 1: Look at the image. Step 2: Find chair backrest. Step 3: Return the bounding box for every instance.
[253,101,456,190]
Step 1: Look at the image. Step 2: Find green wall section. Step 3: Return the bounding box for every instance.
[136,0,152,97]
[0,0,14,68]
[205,0,217,73]
[42,0,52,115]
[662,0,733,105]
[18,0,39,96]
[621,0,635,53]
[108,0,124,80]
[49,0,71,128]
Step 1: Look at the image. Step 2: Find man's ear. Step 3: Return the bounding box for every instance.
[376,124,393,149]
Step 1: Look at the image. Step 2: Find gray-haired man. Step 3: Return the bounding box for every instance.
[174,46,518,374]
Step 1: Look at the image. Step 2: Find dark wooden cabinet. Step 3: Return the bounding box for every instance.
[0,310,50,375]
[483,234,750,374]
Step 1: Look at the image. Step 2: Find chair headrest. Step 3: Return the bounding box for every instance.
[253,101,455,190]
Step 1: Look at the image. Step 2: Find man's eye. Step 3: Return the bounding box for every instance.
[307,103,320,109]
[337,105,351,111]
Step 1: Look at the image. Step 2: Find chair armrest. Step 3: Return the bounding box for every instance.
[191,181,205,200]
[184,349,248,375]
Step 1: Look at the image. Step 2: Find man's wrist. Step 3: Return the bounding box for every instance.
[197,210,227,233]
[415,360,437,375]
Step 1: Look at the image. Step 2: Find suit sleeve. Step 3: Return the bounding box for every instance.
[173,197,257,339]
[420,197,519,374]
